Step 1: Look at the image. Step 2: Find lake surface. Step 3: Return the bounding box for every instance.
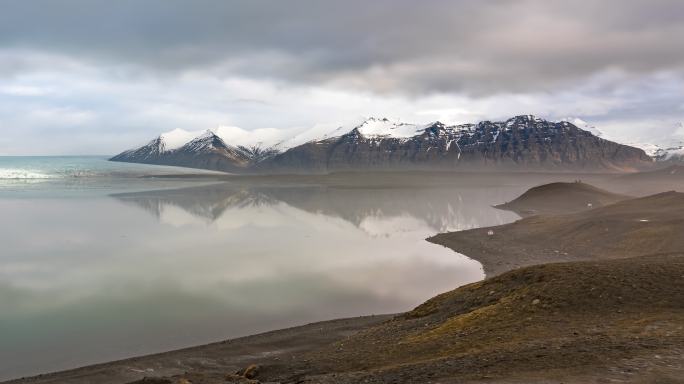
[0,157,523,381]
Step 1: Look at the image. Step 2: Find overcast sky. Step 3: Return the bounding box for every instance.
[1,0,684,155]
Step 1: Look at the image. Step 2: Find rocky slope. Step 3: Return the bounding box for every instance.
[110,116,653,173]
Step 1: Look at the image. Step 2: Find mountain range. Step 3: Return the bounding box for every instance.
[563,118,684,162]
[110,115,654,173]
[629,123,684,162]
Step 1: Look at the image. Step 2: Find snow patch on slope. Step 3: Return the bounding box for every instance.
[627,142,663,157]
[355,117,423,138]
[212,126,294,149]
[273,117,424,150]
[625,122,684,160]
[276,123,349,150]
[664,147,684,160]
[559,117,603,137]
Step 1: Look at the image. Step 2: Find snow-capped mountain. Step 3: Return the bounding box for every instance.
[108,128,203,162]
[111,115,653,173]
[258,115,650,172]
[111,130,253,172]
[622,122,684,162]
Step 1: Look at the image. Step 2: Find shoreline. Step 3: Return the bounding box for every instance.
[3,315,393,384]
[7,183,684,383]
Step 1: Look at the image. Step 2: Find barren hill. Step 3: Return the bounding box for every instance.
[431,191,684,276]
[495,181,630,216]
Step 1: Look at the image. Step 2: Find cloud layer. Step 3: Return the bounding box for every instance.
[1,0,683,154]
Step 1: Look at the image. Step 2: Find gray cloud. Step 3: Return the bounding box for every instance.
[1,0,684,94]
[1,0,684,155]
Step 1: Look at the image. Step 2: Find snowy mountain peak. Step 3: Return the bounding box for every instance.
[158,128,204,152]
[181,130,230,153]
[425,121,446,129]
[509,114,543,123]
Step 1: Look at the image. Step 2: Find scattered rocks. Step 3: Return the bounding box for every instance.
[224,364,262,383]
[242,364,260,379]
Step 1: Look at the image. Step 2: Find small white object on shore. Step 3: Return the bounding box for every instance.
[487,230,495,236]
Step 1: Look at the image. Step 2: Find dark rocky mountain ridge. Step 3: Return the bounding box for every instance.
[110,115,653,173]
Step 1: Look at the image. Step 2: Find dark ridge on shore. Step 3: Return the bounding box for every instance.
[495,181,630,216]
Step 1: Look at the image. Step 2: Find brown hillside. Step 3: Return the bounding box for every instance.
[431,191,684,276]
[495,181,630,216]
[254,254,684,383]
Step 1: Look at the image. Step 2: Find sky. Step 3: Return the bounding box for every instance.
[1,0,684,155]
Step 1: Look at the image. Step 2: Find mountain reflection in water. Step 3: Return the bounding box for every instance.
[0,179,521,381]
[112,182,520,232]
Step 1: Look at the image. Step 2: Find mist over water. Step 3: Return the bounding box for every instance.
[0,158,525,381]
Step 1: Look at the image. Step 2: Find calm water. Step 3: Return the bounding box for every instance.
[0,157,522,380]
[0,156,221,197]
